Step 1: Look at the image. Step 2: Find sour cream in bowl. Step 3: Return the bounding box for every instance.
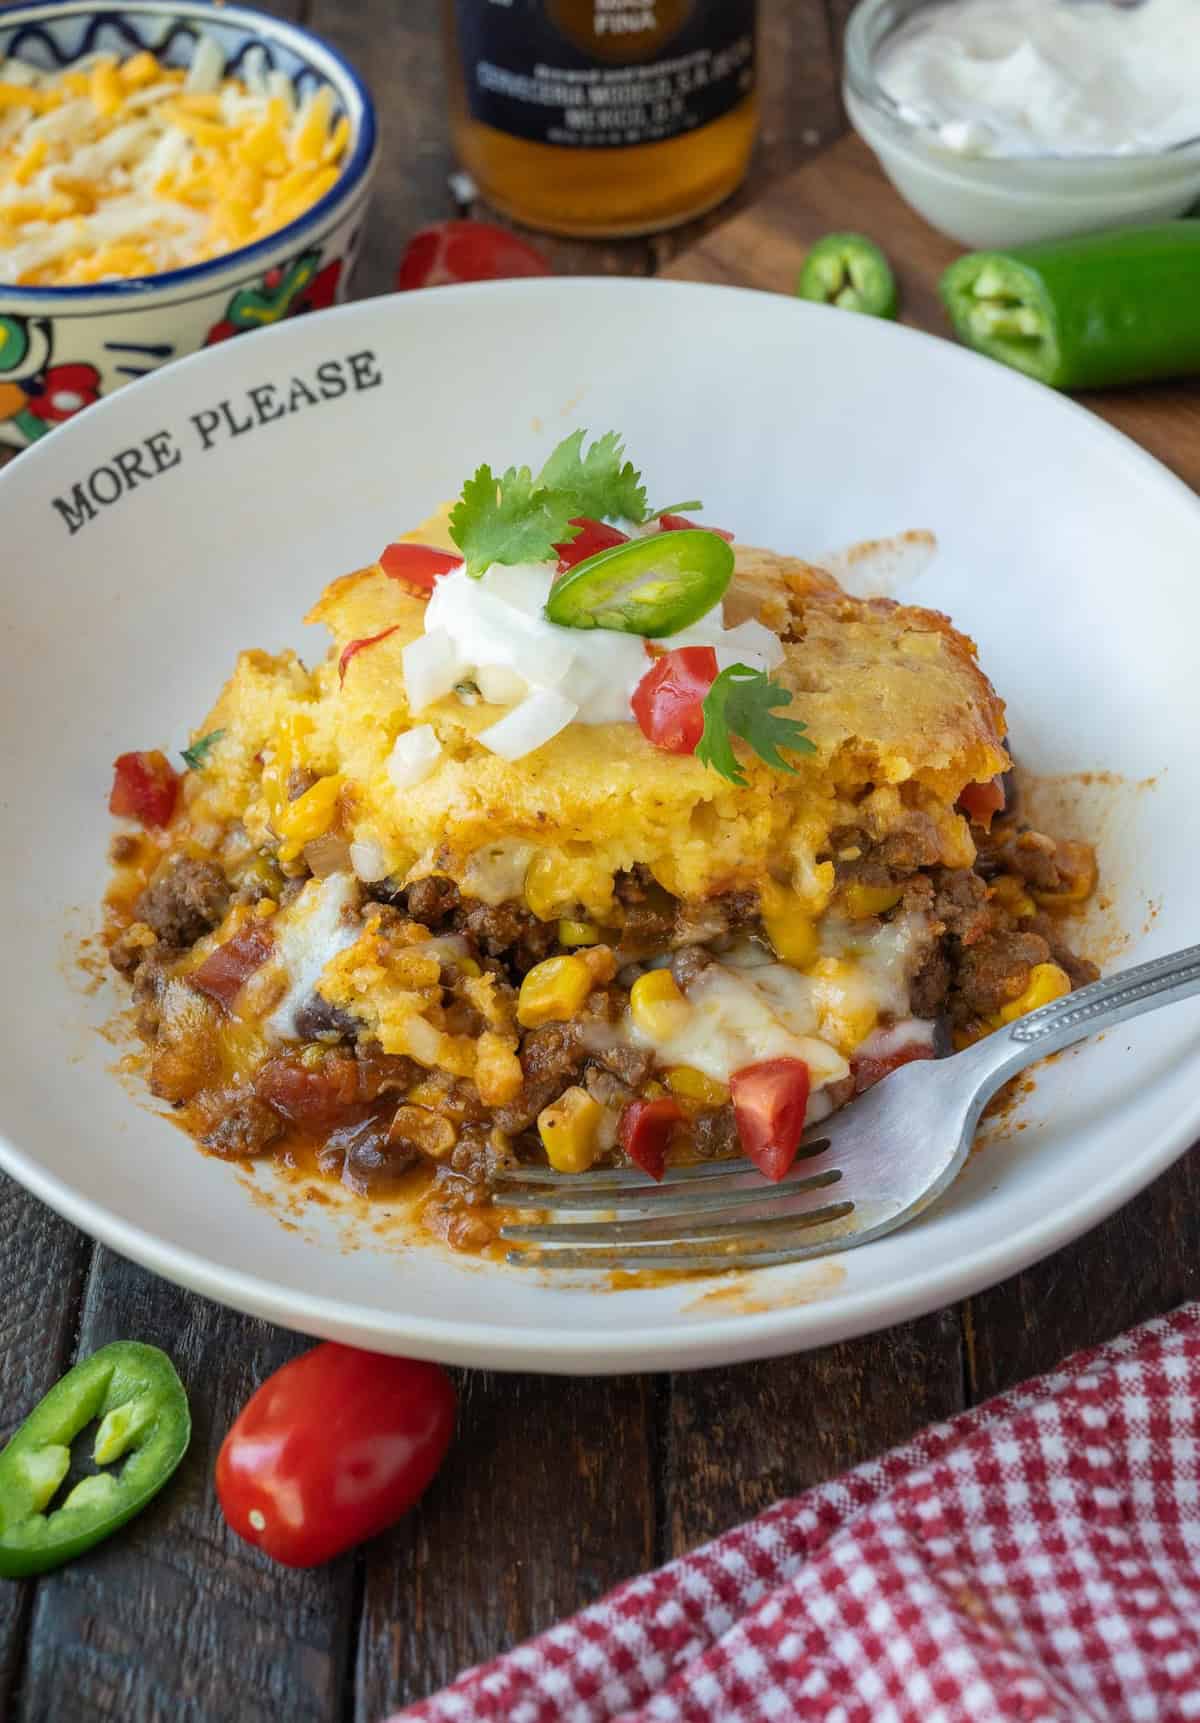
[844,0,1200,248]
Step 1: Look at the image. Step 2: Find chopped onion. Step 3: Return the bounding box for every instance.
[303,833,353,878]
[714,619,786,673]
[476,689,579,761]
[476,664,528,705]
[403,627,462,715]
[349,837,390,883]
[387,726,443,790]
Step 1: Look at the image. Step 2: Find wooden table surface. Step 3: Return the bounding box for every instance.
[3,4,1198,1719]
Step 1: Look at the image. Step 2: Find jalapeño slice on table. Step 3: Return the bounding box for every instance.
[544,528,735,636]
[798,232,898,319]
[0,1341,190,1578]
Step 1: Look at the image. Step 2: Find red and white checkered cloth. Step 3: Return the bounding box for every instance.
[392,1303,1200,1723]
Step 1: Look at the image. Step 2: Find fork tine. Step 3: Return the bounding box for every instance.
[500,1194,852,1248]
[491,1166,842,1219]
[504,1202,856,1270]
[491,1137,833,1195]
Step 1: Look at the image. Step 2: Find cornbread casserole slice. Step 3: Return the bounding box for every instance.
[106,434,1097,1234]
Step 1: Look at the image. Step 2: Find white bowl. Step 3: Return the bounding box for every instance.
[844,0,1200,248]
[2,279,1198,1373]
[0,1,377,451]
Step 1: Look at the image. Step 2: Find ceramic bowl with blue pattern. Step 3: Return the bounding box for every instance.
[0,0,377,450]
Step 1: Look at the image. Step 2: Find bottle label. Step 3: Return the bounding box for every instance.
[454,2,756,150]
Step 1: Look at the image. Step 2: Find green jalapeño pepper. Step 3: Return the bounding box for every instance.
[0,1341,190,1578]
[798,232,898,319]
[544,528,734,637]
[940,224,1200,391]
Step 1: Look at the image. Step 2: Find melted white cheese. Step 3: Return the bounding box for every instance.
[633,962,850,1089]
[264,873,361,1042]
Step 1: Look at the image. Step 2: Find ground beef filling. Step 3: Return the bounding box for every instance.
[111,816,1097,1188]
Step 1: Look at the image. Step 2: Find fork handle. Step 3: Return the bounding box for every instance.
[956,939,1200,1098]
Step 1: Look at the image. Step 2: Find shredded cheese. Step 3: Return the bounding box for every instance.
[0,40,350,285]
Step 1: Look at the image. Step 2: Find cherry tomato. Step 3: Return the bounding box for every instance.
[109,750,180,829]
[191,924,275,1011]
[658,513,734,543]
[618,1098,684,1182]
[379,541,463,597]
[850,1041,935,1094]
[729,1057,812,1181]
[554,516,629,573]
[339,626,399,684]
[958,777,1005,826]
[631,646,718,755]
[396,220,552,291]
[216,1342,455,1568]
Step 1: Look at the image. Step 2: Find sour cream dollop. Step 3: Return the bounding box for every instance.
[404,557,783,758]
[875,0,1200,159]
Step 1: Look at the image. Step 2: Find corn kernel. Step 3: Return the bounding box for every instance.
[989,874,1036,919]
[524,853,568,921]
[630,970,692,1041]
[759,879,818,966]
[665,1066,730,1108]
[517,955,593,1028]
[642,1080,669,1100]
[998,962,1071,1025]
[389,1105,456,1160]
[559,919,600,947]
[841,880,905,920]
[538,1087,604,1174]
[455,956,482,978]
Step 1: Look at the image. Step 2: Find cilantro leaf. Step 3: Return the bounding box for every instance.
[537,430,649,525]
[695,665,816,788]
[181,729,225,772]
[449,462,577,579]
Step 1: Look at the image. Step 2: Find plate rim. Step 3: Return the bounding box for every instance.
[3,276,1198,1373]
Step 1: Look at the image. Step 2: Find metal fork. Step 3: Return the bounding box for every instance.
[494,943,1200,1272]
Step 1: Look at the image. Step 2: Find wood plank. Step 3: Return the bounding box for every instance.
[0,1186,92,1713]
[16,1250,356,1723]
[308,0,458,303]
[355,1371,658,1719]
[664,132,1200,492]
[967,1152,1200,1400]
[668,1309,964,1552]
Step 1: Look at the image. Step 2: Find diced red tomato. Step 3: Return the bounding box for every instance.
[396,220,552,291]
[658,513,734,543]
[618,1097,684,1182]
[255,1054,362,1124]
[554,516,629,572]
[729,1057,811,1182]
[379,542,463,597]
[191,924,274,1011]
[108,750,180,829]
[850,1042,935,1095]
[958,777,1005,826]
[216,1342,456,1568]
[339,626,399,685]
[631,646,718,756]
